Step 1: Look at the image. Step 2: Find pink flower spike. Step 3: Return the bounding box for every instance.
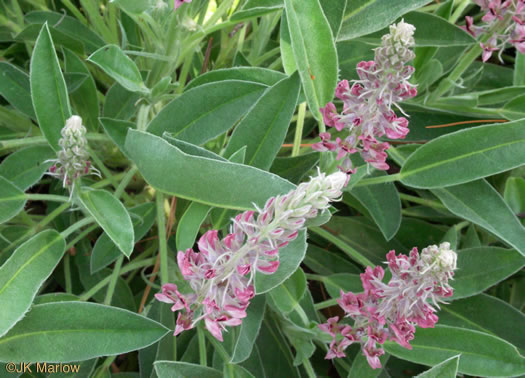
[319,103,340,129]
[335,80,351,100]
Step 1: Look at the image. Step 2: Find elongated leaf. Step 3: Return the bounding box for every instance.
[349,353,389,378]
[17,24,84,54]
[231,0,283,21]
[440,294,525,350]
[415,355,460,378]
[452,247,525,300]
[338,0,432,41]
[186,67,286,90]
[433,180,525,257]
[99,118,135,158]
[103,82,140,120]
[176,202,212,252]
[284,0,338,121]
[0,230,65,337]
[154,362,222,378]
[125,130,295,210]
[0,145,54,190]
[147,81,267,145]
[385,325,525,377]
[400,119,525,188]
[304,244,360,275]
[90,203,155,273]
[255,230,306,294]
[25,11,105,53]
[280,10,297,75]
[0,177,26,224]
[224,73,300,169]
[270,152,320,184]
[320,0,347,37]
[88,45,148,94]
[231,295,266,363]
[112,0,154,14]
[350,171,401,241]
[504,176,525,215]
[64,49,99,131]
[357,11,474,46]
[0,302,169,362]
[269,268,306,314]
[78,189,134,256]
[30,23,72,151]
[0,62,35,119]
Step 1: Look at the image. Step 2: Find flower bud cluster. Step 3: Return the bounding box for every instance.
[319,242,457,369]
[156,171,348,341]
[313,21,417,174]
[48,115,98,189]
[462,0,525,61]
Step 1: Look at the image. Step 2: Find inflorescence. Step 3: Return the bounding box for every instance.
[313,20,417,174]
[319,243,457,369]
[156,171,347,341]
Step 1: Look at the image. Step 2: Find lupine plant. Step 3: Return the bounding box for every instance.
[1,0,525,377]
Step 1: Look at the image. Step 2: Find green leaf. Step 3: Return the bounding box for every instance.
[255,230,306,294]
[103,82,141,120]
[231,0,283,22]
[231,295,266,364]
[349,353,389,378]
[304,244,360,275]
[125,130,295,210]
[78,189,135,256]
[280,10,297,75]
[25,11,105,53]
[0,62,35,119]
[147,81,267,145]
[440,294,525,350]
[357,11,475,46]
[90,203,155,273]
[87,45,148,94]
[154,362,222,378]
[0,230,65,337]
[501,94,525,120]
[111,0,154,15]
[338,0,432,41]
[0,302,169,362]
[269,268,307,314]
[224,73,301,169]
[99,118,135,159]
[320,0,347,37]
[0,145,54,190]
[433,180,525,257]
[415,355,460,378]
[504,176,525,214]
[63,49,99,131]
[385,325,525,377]
[284,0,338,121]
[176,202,212,252]
[186,67,286,91]
[400,119,525,188]
[452,247,525,300]
[16,24,84,54]
[0,177,27,225]
[224,364,255,378]
[350,171,401,241]
[323,273,362,298]
[30,23,72,151]
[270,152,320,184]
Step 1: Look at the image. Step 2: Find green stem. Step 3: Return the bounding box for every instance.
[64,254,72,294]
[314,298,338,310]
[104,255,124,305]
[0,134,110,153]
[60,217,94,239]
[156,193,169,285]
[78,257,156,301]
[65,224,98,251]
[5,202,71,253]
[310,227,374,267]
[292,102,307,157]
[197,324,208,366]
[25,193,70,203]
[354,173,401,187]
[399,193,446,209]
[302,358,317,378]
[450,0,472,24]
[205,331,231,361]
[115,165,138,199]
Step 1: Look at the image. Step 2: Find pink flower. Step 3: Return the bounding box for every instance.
[363,339,384,369]
[174,0,192,9]
[154,283,189,312]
